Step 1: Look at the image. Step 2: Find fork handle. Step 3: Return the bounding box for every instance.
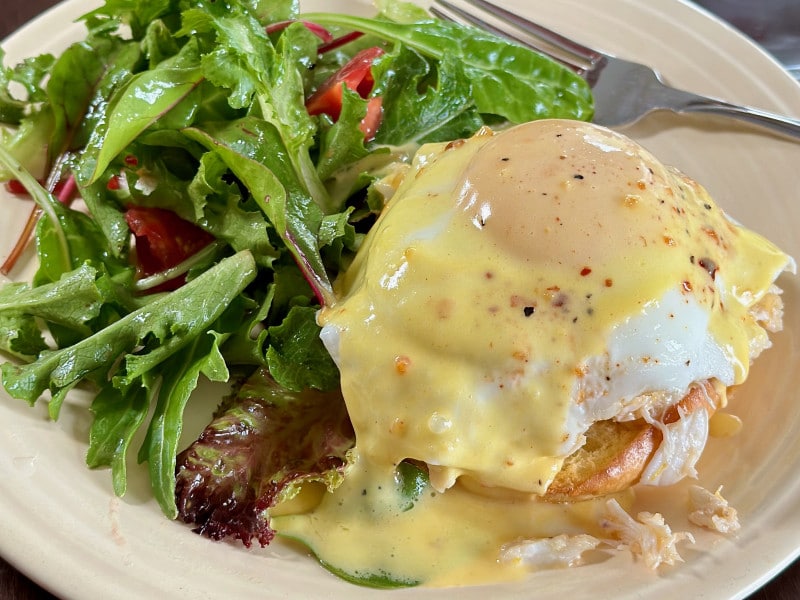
[678,95,800,141]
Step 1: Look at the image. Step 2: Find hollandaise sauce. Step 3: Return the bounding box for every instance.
[274,454,631,587]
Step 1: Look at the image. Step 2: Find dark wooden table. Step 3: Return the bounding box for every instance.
[1,0,800,598]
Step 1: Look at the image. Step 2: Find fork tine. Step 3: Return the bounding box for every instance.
[432,0,600,71]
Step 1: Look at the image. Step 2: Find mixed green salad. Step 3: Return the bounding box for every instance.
[0,0,592,579]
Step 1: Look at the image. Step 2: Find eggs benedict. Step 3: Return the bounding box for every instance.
[273,119,793,586]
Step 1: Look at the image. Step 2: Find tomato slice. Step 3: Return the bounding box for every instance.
[306,46,384,124]
[359,96,383,142]
[125,206,215,291]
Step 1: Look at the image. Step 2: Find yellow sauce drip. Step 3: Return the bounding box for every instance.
[275,454,631,587]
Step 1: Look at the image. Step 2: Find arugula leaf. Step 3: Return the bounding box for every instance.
[0,49,53,124]
[10,54,55,105]
[0,264,105,336]
[1,251,256,412]
[0,71,25,124]
[140,329,230,517]
[215,282,275,367]
[87,382,151,496]
[0,313,48,361]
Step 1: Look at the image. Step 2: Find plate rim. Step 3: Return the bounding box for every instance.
[1,1,800,599]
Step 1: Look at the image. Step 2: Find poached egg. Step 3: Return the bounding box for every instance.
[275,119,793,586]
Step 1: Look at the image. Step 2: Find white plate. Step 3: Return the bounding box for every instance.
[2,0,800,598]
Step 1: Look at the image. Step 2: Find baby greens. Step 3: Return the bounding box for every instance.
[0,0,593,577]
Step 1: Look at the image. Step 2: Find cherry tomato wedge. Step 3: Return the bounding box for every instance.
[359,96,383,142]
[305,46,384,124]
[125,206,215,291]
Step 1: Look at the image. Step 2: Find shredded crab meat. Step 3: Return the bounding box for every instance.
[600,499,695,569]
[499,534,601,568]
[640,405,710,486]
[688,485,741,534]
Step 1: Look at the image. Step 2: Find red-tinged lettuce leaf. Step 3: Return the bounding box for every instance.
[175,367,354,547]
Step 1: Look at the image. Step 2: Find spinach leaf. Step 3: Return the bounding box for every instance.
[302,10,593,123]
[46,33,140,165]
[316,560,419,590]
[90,42,204,180]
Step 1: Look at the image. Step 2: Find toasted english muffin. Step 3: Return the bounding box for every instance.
[544,383,719,502]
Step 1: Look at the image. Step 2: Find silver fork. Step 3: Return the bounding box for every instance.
[431,0,800,141]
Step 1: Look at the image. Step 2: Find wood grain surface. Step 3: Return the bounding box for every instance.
[1,0,799,598]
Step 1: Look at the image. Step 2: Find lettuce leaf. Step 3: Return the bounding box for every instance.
[175,368,353,547]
